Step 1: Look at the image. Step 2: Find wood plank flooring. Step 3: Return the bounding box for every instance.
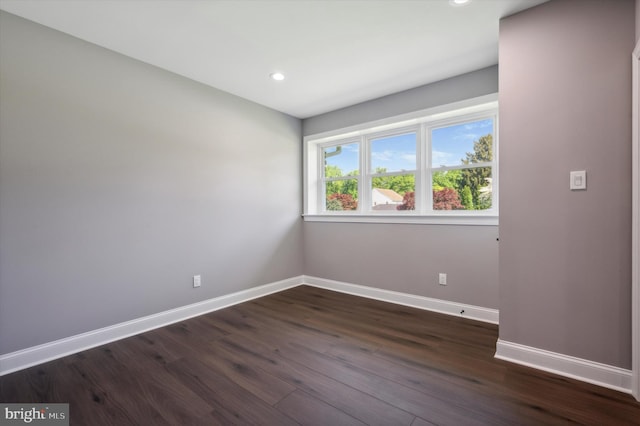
[1,285,639,425]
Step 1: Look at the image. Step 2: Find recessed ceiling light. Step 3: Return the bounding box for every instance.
[270,72,285,81]
[449,0,470,5]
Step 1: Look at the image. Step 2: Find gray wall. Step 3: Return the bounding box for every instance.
[304,223,499,309]
[0,12,303,355]
[499,0,634,368]
[637,0,639,42]
[303,68,500,309]
[303,65,498,136]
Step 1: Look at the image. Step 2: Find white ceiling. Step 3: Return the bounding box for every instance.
[0,0,549,118]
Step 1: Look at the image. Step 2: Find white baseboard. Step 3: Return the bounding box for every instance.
[302,275,499,324]
[14,274,630,397]
[1,275,499,376]
[0,276,302,376]
[495,339,632,394]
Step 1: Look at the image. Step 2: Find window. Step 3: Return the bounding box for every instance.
[304,96,498,225]
[323,141,359,211]
[431,118,494,212]
[369,131,417,211]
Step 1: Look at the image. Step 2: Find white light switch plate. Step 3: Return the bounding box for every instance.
[570,171,587,190]
[438,273,447,286]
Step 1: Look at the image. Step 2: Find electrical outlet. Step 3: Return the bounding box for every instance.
[193,275,201,288]
[439,273,447,286]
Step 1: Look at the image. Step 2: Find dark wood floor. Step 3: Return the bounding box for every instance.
[1,285,639,425]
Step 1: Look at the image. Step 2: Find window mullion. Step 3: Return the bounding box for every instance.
[317,144,325,212]
[360,136,368,213]
[423,123,432,214]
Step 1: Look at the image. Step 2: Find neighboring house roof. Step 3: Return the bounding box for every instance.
[373,188,403,203]
[372,204,400,211]
[479,178,493,193]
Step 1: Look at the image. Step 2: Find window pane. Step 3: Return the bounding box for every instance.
[371,174,415,211]
[370,133,416,173]
[432,167,492,210]
[325,179,358,211]
[431,119,493,167]
[323,143,359,178]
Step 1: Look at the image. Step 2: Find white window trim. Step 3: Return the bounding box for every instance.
[303,94,499,226]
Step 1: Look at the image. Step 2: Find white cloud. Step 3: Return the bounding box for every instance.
[371,150,394,162]
[432,150,455,167]
[400,153,416,164]
[371,150,416,170]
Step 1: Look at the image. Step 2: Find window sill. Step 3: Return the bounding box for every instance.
[302,214,498,226]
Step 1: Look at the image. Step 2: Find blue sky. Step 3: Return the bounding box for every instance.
[324,118,494,175]
[432,118,493,167]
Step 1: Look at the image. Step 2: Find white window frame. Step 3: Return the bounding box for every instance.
[303,94,498,225]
